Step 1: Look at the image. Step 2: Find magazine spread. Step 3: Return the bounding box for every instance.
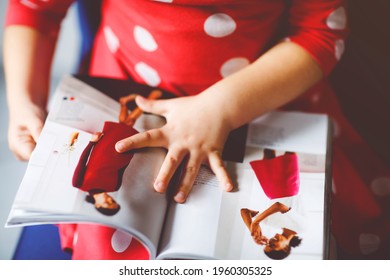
[6,76,331,260]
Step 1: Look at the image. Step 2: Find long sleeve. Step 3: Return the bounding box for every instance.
[5,0,75,36]
[287,0,348,75]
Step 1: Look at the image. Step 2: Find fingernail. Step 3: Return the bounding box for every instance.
[136,95,146,103]
[174,191,186,203]
[225,183,233,191]
[154,181,165,193]
[115,141,125,152]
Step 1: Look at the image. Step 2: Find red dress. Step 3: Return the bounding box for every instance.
[6,0,390,259]
[72,122,137,194]
[250,153,300,199]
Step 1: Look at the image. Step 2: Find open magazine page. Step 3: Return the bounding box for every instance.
[157,165,224,260]
[157,111,329,260]
[6,76,168,258]
[47,76,120,132]
[215,150,327,260]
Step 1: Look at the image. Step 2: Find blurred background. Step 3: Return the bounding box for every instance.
[0,1,80,259]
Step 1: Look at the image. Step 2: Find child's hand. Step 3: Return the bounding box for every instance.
[8,102,46,161]
[115,94,234,203]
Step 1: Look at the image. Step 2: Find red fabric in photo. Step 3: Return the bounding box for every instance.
[73,121,138,194]
[250,153,300,199]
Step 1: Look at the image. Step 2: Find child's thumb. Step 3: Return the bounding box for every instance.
[29,121,44,143]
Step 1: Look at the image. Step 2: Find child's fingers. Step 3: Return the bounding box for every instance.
[154,147,186,193]
[90,132,103,142]
[135,95,168,116]
[115,128,166,152]
[208,151,233,192]
[11,134,36,161]
[29,120,44,143]
[174,155,202,203]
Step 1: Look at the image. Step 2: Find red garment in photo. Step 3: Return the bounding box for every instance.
[72,121,138,194]
[250,153,300,199]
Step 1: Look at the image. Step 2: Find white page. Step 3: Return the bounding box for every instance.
[246,111,328,155]
[47,76,119,132]
[158,112,329,260]
[217,164,325,260]
[7,76,168,258]
[157,166,223,259]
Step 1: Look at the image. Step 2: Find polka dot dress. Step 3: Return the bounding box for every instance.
[6,0,390,259]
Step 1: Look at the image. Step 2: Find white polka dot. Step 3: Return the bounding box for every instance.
[20,0,39,9]
[220,57,250,78]
[135,62,161,87]
[359,233,381,255]
[331,118,341,138]
[73,231,78,248]
[111,229,133,253]
[104,26,120,53]
[371,177,390,196]
[134,26,158,52]
[335,39,345,61]
[331,180,337,194]
[327,7,347,30]
[204,13,237,38]
[311,92,321,104]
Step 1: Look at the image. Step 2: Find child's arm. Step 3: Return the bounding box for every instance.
[4,0,73,160]
[116,41,323,203]
[4,26,57,160]
[116,0,348,203]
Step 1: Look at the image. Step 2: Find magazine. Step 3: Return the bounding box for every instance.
[6,76,331,260]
